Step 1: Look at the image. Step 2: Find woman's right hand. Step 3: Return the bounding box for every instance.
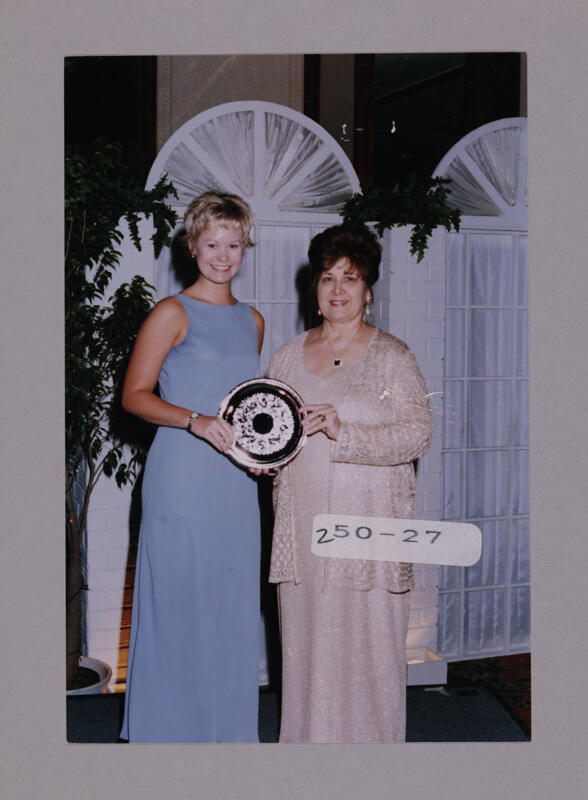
[190,414,235,455]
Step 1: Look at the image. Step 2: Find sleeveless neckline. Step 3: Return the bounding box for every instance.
[178,292,241,308]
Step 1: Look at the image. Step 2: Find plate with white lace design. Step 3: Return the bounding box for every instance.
[218,378,306,468]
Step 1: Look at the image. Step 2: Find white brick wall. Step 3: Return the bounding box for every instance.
[379,227,446,681]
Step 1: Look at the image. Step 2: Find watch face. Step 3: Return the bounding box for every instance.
[218,378,306,468]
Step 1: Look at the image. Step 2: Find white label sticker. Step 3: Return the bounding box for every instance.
[311,515,482,567]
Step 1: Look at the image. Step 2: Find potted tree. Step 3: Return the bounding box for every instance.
[65,139,177,691]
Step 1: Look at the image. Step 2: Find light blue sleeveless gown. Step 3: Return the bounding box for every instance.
[121,295,261,742]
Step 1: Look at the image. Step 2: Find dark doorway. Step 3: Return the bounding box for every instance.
[305,52,524,186]
[65,56,157,181]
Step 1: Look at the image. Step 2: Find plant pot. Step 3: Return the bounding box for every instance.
[66,656,113,696]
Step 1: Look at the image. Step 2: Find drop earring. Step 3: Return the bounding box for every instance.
[364,291,373,320]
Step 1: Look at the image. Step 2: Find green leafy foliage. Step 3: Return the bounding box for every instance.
[64,138,178,685]
[342,176,461,262]
[66,276,157,490]
[65,139,178,497]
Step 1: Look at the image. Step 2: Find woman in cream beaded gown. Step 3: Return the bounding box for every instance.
[267,224,432,743]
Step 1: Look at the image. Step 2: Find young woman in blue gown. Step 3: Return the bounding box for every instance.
[120,192,264,742]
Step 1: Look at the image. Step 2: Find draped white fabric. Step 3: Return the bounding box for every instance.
[160,142,225,208]
[441,122,524,217]
[439,231,529,658]
[190,110,255,197]
[264,113,354,211]
[154,108,355,218]
[278,152,355,212]
[443,158,501,217]
[465,127,521,207]
[264,113,322,199]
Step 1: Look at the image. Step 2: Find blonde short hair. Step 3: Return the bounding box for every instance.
[184,191,255,247]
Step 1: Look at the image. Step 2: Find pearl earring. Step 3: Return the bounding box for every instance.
[364,291,373,320]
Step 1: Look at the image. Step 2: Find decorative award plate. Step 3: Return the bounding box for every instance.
[218,378,306,469]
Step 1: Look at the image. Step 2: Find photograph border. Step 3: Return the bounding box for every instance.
[2,1,587,798]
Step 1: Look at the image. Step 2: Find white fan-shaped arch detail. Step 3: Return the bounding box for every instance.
[146,101,360,222]
[433,118,527,231]
[145,100,361,301]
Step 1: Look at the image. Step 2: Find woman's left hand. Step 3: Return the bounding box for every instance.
[301,403,341,441]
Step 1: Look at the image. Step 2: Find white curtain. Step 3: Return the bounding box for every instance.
[439,231,529,659]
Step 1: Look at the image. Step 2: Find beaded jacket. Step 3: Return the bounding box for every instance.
[267,328,433,593]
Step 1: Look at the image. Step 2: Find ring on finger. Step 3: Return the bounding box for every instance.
[320,414,326,423]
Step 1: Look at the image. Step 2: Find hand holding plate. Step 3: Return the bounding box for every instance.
[218,379,306,468]
[190,414,235,454]
[301,403,341,441]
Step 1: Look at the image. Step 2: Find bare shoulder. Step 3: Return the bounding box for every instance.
[143,296,186,325]
[138,295,188,347]
[150,295,186,319]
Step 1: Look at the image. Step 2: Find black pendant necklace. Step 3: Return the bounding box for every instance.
[324,323,363,368]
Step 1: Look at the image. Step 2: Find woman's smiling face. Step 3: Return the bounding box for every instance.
[190,223,245,286]
[317,257,368,323]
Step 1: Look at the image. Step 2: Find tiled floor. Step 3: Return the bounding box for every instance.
[446,653,531,734]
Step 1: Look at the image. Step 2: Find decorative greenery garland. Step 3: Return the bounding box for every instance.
[342,176,461,262]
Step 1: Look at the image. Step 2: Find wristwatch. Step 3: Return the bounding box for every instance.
[186,411,199,433]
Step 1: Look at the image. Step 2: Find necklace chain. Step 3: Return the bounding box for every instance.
[323,322,364,367]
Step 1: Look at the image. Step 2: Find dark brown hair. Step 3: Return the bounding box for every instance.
[308,223,381,294]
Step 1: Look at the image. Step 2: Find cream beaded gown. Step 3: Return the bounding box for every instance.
[274,334,411,743]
